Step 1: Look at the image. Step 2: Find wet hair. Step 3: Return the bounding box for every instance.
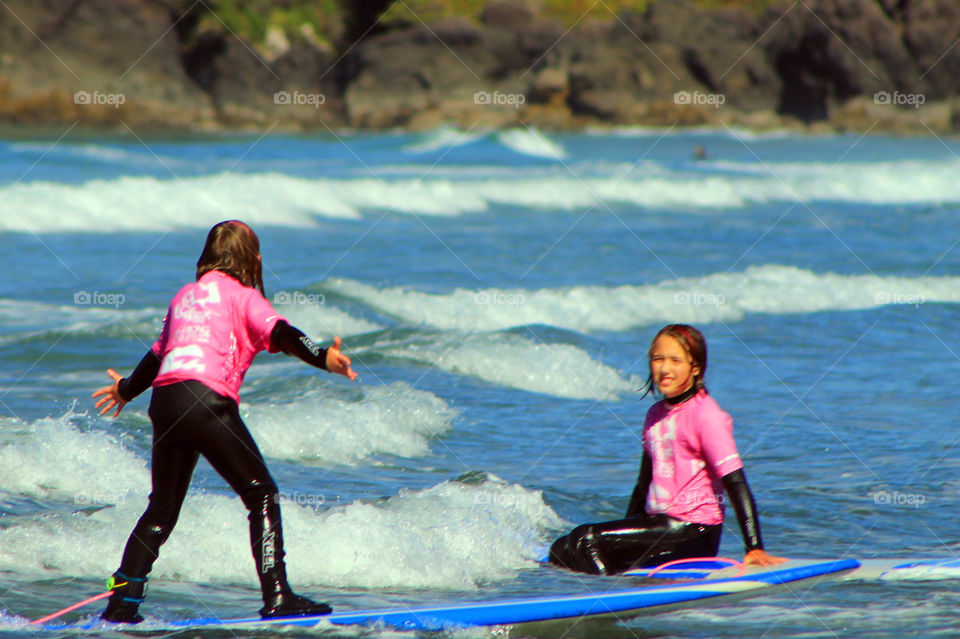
[195,220,264,295]
[641,324,708,398]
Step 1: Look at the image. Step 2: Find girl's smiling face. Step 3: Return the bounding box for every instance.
[650,334,700,398]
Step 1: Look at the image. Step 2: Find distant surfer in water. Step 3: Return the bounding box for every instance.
[92,220,357,623]
[549,324,785,574]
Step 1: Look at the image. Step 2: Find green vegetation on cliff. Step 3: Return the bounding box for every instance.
[380,0,781,26]
[180,0,782,56]
[183,0,345,49]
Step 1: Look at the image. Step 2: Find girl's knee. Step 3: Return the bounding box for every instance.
[569,524,596,545]
[239,481,279,511]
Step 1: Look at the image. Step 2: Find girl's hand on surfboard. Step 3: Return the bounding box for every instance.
[92,368,128,417]
[743,549,788,566]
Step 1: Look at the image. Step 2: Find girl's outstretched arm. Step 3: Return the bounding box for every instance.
[270,320,357,380]
[92,350,161,417]
[325,336,358,380]
[92,369,128,417]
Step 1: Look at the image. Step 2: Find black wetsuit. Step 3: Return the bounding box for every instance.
[113,321,328,594]
[549,388,765,575]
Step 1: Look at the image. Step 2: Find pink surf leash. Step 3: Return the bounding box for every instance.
[30,587,117,625]
[644,556,745,578]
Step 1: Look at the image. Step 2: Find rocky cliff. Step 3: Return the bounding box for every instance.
[1,0,957,133]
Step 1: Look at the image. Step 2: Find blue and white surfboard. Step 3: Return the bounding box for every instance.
[46,558,856,632]
[46,556,960,633]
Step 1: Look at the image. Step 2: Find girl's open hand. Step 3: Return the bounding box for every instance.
[743,549,788,567]
[92,368,128,417]
[326,336,358,381]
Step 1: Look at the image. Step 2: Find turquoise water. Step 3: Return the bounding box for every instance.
[1,127,960,637]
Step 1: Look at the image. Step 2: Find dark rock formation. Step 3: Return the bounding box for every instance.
[0,0,213,127]
[1,0,958,133]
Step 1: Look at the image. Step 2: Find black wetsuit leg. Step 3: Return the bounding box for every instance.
[110,379,332,619]
[116,380,283,584]
[549,514,722,575]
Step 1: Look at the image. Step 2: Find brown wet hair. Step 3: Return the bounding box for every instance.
[195,220,264,295]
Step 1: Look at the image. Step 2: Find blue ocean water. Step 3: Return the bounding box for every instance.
[1,126,960,637]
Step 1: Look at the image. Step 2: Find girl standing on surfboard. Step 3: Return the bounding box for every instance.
[92,220,357,623]
[549,324,785,575]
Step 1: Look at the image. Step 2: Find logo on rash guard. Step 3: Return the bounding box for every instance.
[171,324,211,344]
[646,482,673,513]
[159,345,206,375]
[645,415,678,514]
[173,281,221,323]
[299,335,321,357]
[648,414,677,479]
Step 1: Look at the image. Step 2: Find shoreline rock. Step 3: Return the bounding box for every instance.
[0,0,958,136]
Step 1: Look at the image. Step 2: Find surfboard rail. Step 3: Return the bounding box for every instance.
[161,558,859,632]
[45,556,960,633]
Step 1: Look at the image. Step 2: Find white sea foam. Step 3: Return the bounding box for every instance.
[8,142,167,166]
[243,382,456,464]
[0,412,148,503]
[380,332,639,401]
[0,412,554,590]
[284,474,563,589]
[742,159,960,204]
[4,155,960,231]
[328,267,960,334]
[0,466,560,590]
[404,126,485,153]
[272,298,382,338]
[0,389,452,499]
[0,611,30,628]
[591,126,796,140]
[0,172,735,229]
[0,173,358,232]
[0,298,162,337]
[495,129,568,160]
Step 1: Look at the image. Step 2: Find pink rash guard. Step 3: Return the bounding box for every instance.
[151,270,285,402]
[643,390,743,525]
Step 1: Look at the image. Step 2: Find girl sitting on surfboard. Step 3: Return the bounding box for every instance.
[92,220,357,623]
[549,324,785,574]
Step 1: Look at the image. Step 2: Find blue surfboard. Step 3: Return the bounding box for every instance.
[46,558,856,632]
[622,556,960,581]
[841,557,960,580]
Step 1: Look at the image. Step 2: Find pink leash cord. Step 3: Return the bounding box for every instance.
[644,556,745,578]
[30,589,114,625]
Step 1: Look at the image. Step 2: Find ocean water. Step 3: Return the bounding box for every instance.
[1,126,960,637]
